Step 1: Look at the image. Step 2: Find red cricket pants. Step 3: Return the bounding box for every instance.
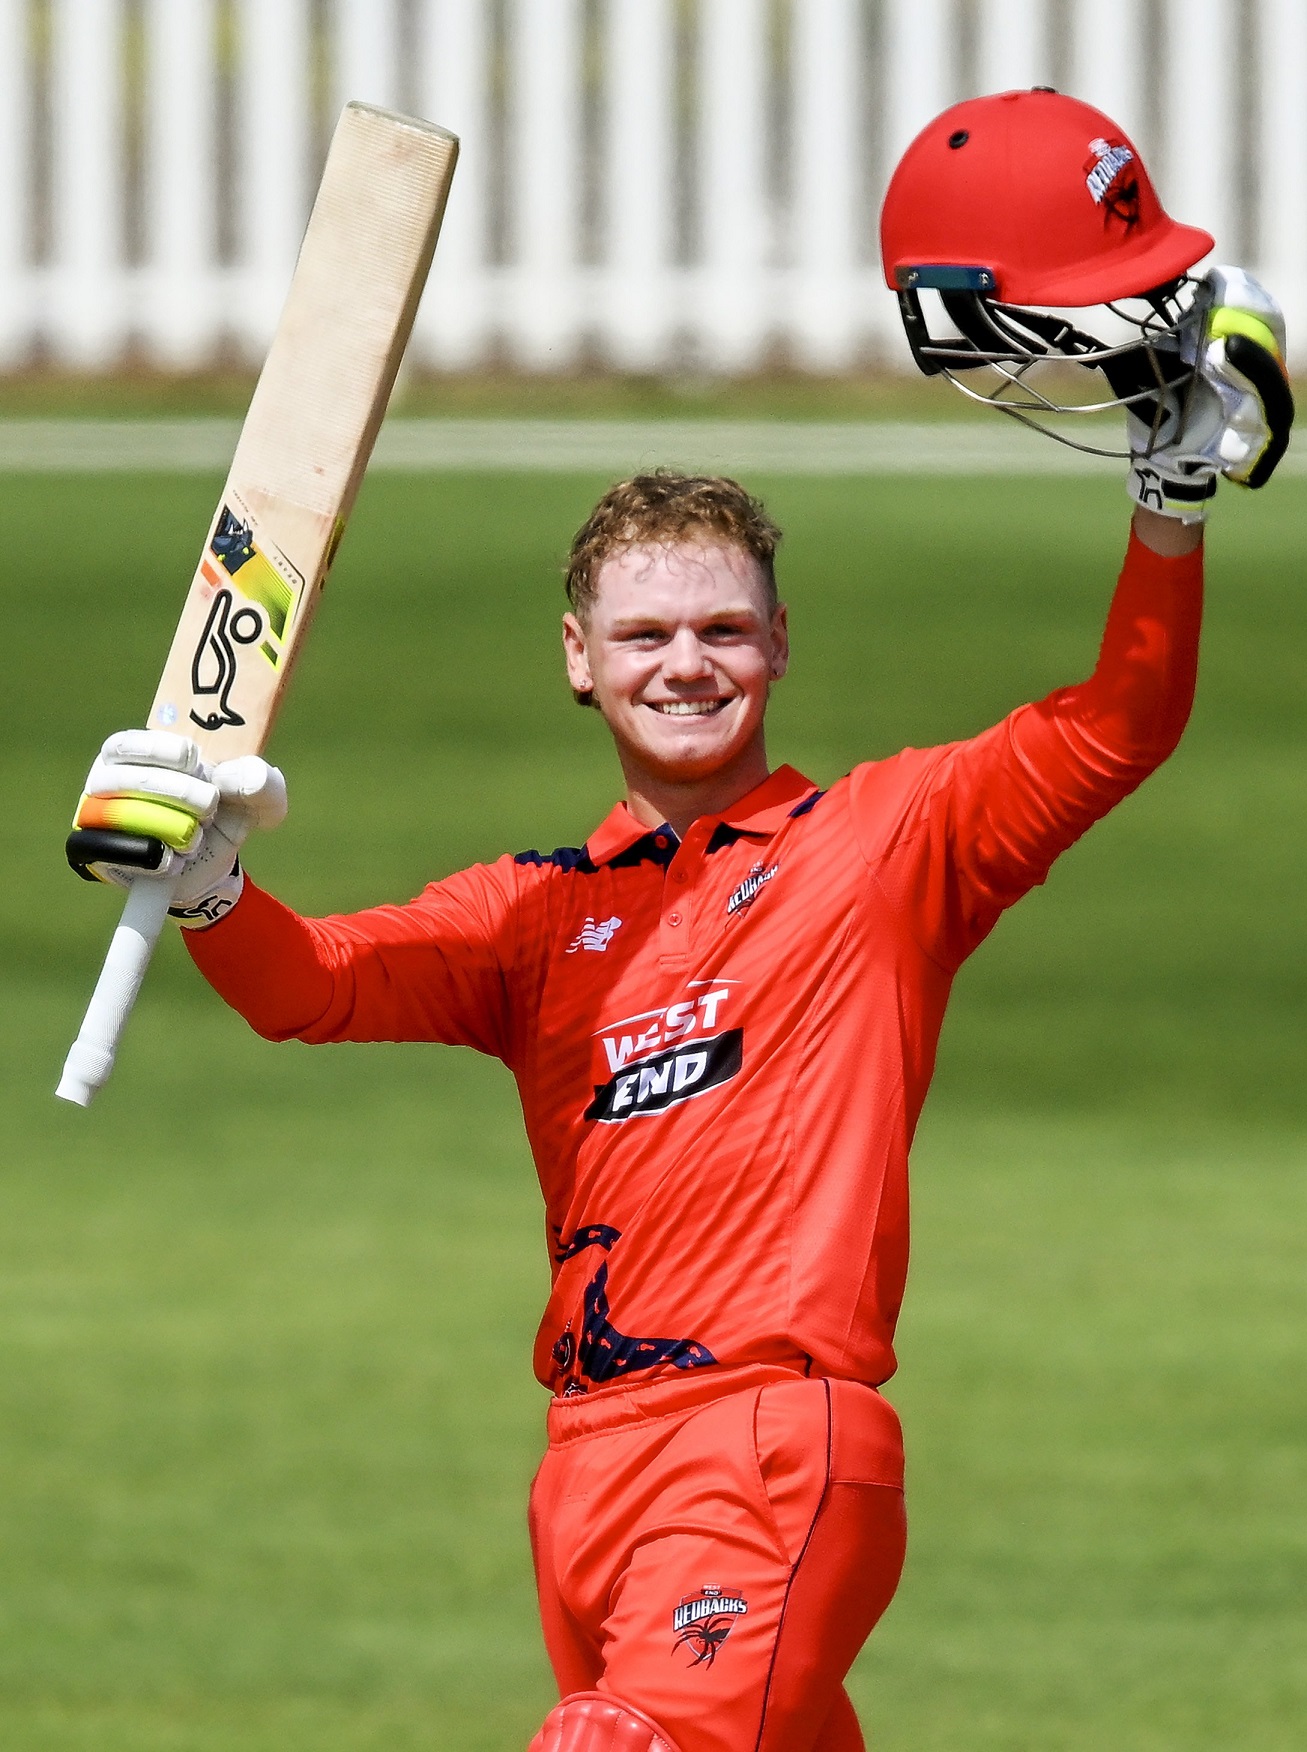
[529,1365,906,1752]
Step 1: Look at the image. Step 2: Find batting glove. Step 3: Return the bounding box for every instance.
[1127,266,1295,523]
[68,729,288,928]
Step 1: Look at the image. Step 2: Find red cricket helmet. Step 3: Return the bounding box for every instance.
[880,88,1212,307]
[878,89,1217,457]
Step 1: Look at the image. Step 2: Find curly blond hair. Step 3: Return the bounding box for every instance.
[564,470,782,624]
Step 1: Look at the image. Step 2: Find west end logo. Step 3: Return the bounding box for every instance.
[587,986,742,1121]
[672,1586,748,1667]
[585,1030,742,1122]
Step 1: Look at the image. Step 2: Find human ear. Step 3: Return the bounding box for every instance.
[562,612,594,697]
[769,603,790,680]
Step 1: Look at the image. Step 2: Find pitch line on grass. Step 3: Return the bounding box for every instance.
[0,417,1300,476]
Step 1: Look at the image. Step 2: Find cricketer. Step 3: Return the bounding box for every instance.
[69,93,1293,1752]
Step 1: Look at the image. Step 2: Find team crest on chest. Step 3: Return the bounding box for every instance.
[726,861,779,916]
[672,1586,748,1666]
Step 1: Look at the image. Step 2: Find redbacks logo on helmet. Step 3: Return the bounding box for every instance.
[1084,137,1140,230]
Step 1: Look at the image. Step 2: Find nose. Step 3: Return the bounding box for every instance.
[661,627,712,682]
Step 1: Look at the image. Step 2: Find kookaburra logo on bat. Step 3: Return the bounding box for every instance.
[189,587,263,730]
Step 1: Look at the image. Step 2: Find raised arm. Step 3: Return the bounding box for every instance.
[954,511,1203,918]
[855,514,1204,971]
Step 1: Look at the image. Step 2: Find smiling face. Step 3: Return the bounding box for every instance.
[562,539,789,809]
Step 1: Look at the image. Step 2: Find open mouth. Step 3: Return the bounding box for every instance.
[649,699,729,717]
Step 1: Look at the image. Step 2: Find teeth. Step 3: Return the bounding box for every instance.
[655,701,721,716]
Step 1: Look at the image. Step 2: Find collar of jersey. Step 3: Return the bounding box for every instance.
[584,764,819,867]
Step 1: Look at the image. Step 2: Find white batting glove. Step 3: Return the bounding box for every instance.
[1127,266,1295,522]
[69,730,288,929]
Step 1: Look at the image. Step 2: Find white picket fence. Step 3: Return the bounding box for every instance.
[1,0,1305,375]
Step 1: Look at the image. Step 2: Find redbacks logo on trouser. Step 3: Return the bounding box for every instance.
[527,1368,906,1752]
[671,1587,748,1667]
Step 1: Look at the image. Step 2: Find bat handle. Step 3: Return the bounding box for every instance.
[56,876,179,1107]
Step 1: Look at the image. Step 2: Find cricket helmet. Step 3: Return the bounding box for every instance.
[879,90,1217,455]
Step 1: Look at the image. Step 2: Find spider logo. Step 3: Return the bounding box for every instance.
[674,1612,738,1668]
[670,1587,748,1668]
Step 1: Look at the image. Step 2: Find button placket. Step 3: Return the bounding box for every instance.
[661,831,703,960]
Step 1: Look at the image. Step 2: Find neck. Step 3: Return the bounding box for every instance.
[619,740,773,839]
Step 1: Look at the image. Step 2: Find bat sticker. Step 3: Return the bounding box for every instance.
[186,504,303,730]
[211,506,296,640]
[189,588,262,729]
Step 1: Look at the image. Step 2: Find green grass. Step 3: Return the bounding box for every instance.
[2,468,1305,1749]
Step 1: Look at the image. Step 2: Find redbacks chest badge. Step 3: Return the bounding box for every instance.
[1084,136,1140,231]
[725,861,779,918]
[672,1585,748,1667]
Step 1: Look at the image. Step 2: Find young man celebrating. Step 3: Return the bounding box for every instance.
[66,82,1289,1752]
[71,464,1206,1748]
[74,95,1296,1737]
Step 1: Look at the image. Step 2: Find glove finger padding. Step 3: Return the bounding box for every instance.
[82,757,219,818]
[1126,264,1294,520]
[1198,267,1293,487]
[98,729,210,775]
[1213,329,1294,488]
[213,756,289,832]
[71,733,218,872]
[68,730,288,930]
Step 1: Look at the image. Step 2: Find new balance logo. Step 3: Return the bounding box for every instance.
[567,916,623,953]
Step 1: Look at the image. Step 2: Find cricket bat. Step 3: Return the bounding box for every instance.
[56,102,458,1107]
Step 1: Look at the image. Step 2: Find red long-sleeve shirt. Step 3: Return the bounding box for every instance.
[189,533,1202,1396]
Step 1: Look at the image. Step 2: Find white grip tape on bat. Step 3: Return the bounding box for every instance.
[55,876,178,1106]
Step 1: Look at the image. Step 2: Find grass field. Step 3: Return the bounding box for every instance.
[3,465,1306,1751]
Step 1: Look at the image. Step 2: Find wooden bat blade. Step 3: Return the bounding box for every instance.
[150,102,458,762]
[58,102,458,1107]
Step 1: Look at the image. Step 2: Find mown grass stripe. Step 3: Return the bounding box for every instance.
[0,415,1268,476]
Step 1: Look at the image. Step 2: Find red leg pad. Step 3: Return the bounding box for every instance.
[528,1691,682,1752]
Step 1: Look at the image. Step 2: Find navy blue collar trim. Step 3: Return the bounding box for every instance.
[515,800,821,874]
[513,845,598,873]
[608,826,677,869]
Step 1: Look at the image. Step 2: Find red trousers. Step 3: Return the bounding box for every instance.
[529,1365,906,1752]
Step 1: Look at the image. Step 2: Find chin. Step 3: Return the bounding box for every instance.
[633,735,745,784]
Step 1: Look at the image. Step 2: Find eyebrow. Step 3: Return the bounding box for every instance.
[606,603,762,632]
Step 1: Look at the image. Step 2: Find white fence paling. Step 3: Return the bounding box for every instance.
[145,0,216,367]
[1261,0,1307,309]
[510,0,586,370]
[791,0,861,371]
[336,0,401,116]
[603,0,677,372]
[236,0,312,352]
[416,0,493,370]
[3,0,1299,374]
[0,0,27,361]
[1069,0,1146,152]
[51,0,123,366]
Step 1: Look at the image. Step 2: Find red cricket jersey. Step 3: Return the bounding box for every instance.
[189,534,1201,1397]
